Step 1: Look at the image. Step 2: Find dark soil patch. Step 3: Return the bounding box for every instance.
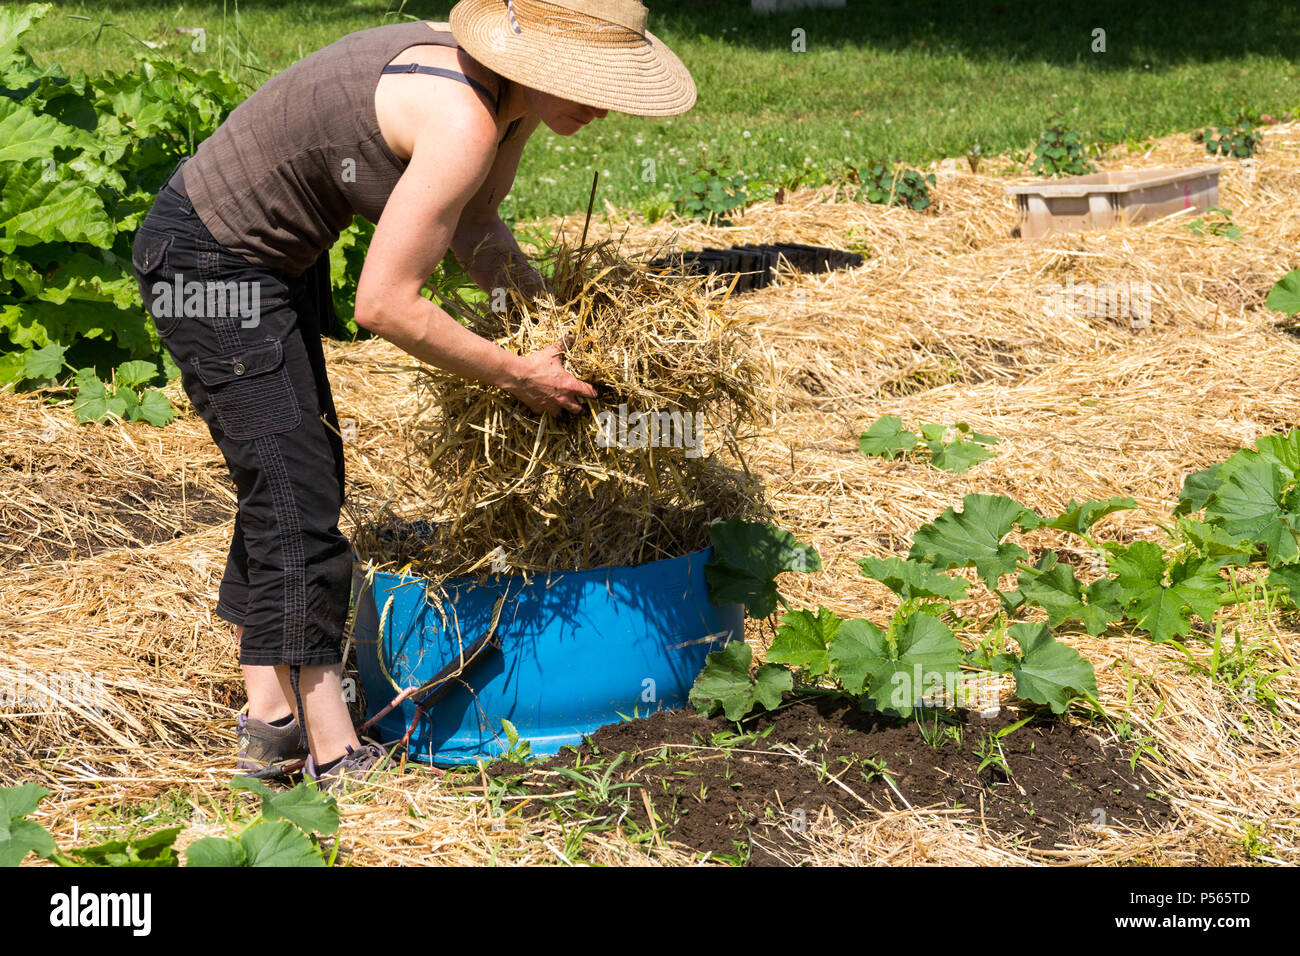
[0,475,232,566]
[491,695,1171,865]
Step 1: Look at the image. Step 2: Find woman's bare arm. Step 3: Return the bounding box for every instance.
[354,109,592,414]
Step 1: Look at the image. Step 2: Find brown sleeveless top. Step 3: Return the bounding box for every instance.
[179,22,486,277]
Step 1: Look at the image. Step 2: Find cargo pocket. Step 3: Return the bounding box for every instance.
[132,228,178,335]
[191,338,302,441]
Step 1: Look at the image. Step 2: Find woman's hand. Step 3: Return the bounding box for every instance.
[504,340,597,415]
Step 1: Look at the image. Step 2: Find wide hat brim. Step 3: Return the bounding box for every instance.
[448,0,696,117]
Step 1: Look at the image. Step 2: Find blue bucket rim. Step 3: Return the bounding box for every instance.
[352,544,714,591]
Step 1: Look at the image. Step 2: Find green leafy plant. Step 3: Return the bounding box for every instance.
[58,827,182,867]
[974,715,1035,780]
[184,777,340,867]
[693,510,1099,723]
[1204,122,1262,159]
[1265,268,1300,322]
[0,775,343,869]
[859,416,999,474]
[688,641,793,721]
[828,607,964,716]
[988,622,1098,714]
[635,191,676,225]
[0,783,57,866]
[1,782,185,867]
[497,718,533,763]
[693,431,1300,728]
[71,360,175,425]
[851,163,935,211]
[673,162,748,225]
[0,3,247,422]
[1184,206,1242,240]
[1030,121,1097,177]
[704,519,821,618]
[907,492,1040,590]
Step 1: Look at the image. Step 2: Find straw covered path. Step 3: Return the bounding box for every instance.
[3,124,1299,865]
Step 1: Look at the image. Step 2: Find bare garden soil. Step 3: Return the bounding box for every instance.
[492,695,1172,865]
[0,472,232,566]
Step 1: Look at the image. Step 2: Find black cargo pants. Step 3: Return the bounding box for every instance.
[132,169,351,667]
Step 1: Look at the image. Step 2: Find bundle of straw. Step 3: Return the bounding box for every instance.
[353,234,772,578]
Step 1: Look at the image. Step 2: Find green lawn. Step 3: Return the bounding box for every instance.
[23,1,1300,220]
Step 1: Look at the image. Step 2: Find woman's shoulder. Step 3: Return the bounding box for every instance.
[375,49,504,164]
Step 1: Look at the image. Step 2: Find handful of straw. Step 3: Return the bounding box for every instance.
[353,233,772,580]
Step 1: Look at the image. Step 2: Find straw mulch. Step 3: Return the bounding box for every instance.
[4,122,1299,866]
[353,235,770,579]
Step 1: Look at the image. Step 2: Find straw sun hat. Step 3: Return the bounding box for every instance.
[448,0,696,116]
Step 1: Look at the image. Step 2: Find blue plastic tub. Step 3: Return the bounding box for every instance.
[351,548,742,765]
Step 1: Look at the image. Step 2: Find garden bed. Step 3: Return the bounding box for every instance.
[491,697,1171,865]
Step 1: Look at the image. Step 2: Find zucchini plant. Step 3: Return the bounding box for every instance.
[859,415,999,474]
[1,777,342,868]
[692,428,1300,724]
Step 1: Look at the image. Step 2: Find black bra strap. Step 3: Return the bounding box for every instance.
[382,63,500,114]
[384,63,522,148]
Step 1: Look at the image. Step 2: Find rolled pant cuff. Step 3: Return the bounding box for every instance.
[216,600,247,628]
[237,652,344,668]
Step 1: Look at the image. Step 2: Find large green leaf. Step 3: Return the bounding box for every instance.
[114,359,158,389]
[1265,269,1300,317]
[0,300,113,348]
[908,493,1038,589]
[0,782,56,867]
[858,415,917,460]
[0,3,49,64]
[21,342,65,381]
[184,836,247,867]
[766,607,839,678]
[1007,622,1097,714]
[230,777,340,836]
[0,818,56,867]
[1253,430,1300,479]
[275,786,342,835]
[927,438,996,473]
[828,611,963,715]
[0,95,81,164]
[0,783,49,825]
[0,161,113,252]
[1204,457,1300,565]
[825,618,888,696]
[857,555,969,602]
[38,252,139,309]
[1017,558,1124,636]
[705,520,821,618]
[1176,463,1224,515]
[1106,541,1225,642]
[135,388,176,427]
[688,641,792,721]
[238,820,326,867]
